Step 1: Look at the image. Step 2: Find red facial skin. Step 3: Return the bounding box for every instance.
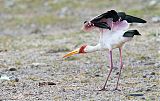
[82,22,95,32]
[79,45,87,53]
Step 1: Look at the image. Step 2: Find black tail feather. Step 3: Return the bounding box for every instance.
[123,30,141,37]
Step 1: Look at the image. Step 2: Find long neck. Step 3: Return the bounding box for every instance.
[84,44,101,53]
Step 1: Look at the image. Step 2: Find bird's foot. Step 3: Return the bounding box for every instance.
[113,88,121,91]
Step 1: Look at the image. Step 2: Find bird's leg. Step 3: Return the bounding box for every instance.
[99,51,113,91]
[111,21,113,30]
[115,48,123,91]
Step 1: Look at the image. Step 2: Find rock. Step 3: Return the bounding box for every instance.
[135,88,144,92]
[149,96,156,100]
[144,62,155,65]
[31,63,48,67]
[39,82,46,86]
[62,88,66,92]
[0,75,10,80]
[141,97,146,100]
[39,82,56,86]
[95,74,100,77]
[128,93,144,96]
[142,75,147,78]
[152,84,156,87]
[146,88,151,91]
[0,49,7,52]
[151,16,160,23]
[154,62,160,68]
[84,61,91,64]
[14,78,19,82]
[116,72,119,75]
[143,72,155,78]
[47,82,56,85]
[9,67,17,71]
[4,0,15,8]
[30,28,41,34]
[150,72,155,75]
[12,90,17,93]
[149,0,158,6]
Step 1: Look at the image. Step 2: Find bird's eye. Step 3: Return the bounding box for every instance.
[84,21,88,24]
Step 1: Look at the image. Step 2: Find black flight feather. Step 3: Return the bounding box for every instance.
[118,12,147,23]
[93,22,111,30]
[84,10,147,30]
[91,10,119,23]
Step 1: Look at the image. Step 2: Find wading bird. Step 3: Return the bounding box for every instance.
[63,10,146,91]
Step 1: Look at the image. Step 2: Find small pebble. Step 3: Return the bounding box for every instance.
[149,96,156,100]
[95,74,100,77]
[128,93,144,96]
[150,72,155,75]
[62,88,65,92]
[12,90,17,93]
[39,82,56,86]
[149,0,157,6]
[154,62,160,68]
[14,78,19,82]
[9,68,17,71]
[136,88,144,92]
[152,16,160,22]
[141,97,146,100]
[116,72,119,75]
[152,84,156,87]
[142,75,147,78]
[146,88,151,91]
[47,82,56,85]
[39,82,46,86]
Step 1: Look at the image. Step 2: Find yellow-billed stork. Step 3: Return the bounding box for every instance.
[63,10,146,91]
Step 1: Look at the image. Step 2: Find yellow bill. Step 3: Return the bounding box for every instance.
[63,49,79,58]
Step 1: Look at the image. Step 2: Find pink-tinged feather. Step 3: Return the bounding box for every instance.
[82,18,129,33]
[100,19,129,31]
[82,22,95,32]
[112,20,129,31]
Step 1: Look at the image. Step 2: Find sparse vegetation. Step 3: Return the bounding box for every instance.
[0,0,159,101]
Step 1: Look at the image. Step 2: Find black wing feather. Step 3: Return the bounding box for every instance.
[84,10,147,30]
[117,12,126,21]
[118,12,147,23]
[123,30,141,37]
[91,10,119,23]
[93,22,111,30]
[125,15,147,23]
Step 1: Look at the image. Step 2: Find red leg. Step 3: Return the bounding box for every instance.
[99,51,113,91]
[115,48,123,90]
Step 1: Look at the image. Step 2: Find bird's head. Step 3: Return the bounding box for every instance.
[82,21,95,32]
[63,45,87,58]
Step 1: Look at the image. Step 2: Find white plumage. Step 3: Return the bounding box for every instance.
[84,20,131,52]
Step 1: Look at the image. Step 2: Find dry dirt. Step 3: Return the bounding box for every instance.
[0,0,160,101]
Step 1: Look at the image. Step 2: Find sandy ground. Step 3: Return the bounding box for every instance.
[0,0,160,101]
